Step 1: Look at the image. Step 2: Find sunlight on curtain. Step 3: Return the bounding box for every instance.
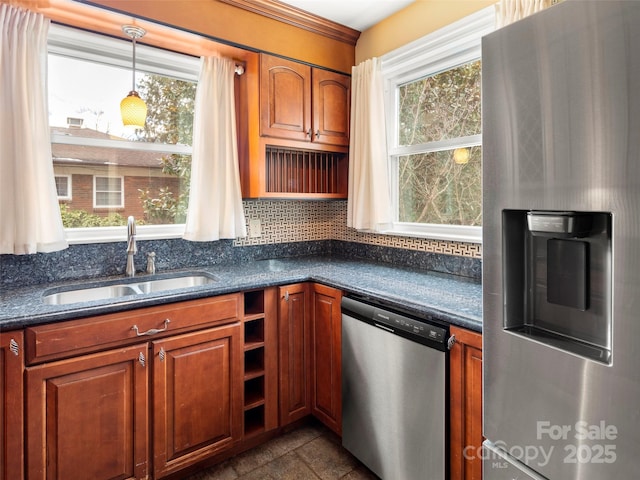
[347,58,392,232]
[0,5,68,254]
[183,56,247,241]
[496,0,555,28]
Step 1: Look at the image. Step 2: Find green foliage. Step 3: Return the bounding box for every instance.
[396,61,482,226]
[135,75,196,223]
[59,204,127,228]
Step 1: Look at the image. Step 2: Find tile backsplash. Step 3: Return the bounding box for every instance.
[237,200,482,258]
[1,200,481,289]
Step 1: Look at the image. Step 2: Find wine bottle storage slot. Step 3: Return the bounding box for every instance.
[244,320,265,348]
[244,376,265,409]
[244,405,265,437]
[265,146,347,194]
[244,290,265,316]
[244,347,265,379]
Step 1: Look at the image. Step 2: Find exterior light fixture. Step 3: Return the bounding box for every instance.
[120,25,147,128]
[453,147,470,165]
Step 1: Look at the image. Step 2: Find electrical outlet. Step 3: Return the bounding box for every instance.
[249,218,262,238]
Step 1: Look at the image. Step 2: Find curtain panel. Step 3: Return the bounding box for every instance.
[0,4,68,255]
[183,56,247,241]
[347,57,392,232]
[496,0,555,28]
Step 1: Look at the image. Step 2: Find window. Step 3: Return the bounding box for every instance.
[94,176,123,208]
[55,175,71,199]
[47,24,199,243]
[381,7,495,243]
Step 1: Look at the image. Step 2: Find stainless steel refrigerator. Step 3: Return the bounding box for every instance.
[482,1,640,479]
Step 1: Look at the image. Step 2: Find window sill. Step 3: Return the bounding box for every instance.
[65,224,186,245]
[380,224,482,244]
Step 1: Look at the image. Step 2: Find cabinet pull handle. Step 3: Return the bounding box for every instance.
[447,335,457,350]
[315,129,320,138]
[284,291,289,302]
[132,319,171,336]
[9,338,19,356]
[159,347,166,362]
[138,352,146,367]
[306,129,312,138]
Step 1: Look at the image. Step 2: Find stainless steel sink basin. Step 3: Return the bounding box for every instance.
[134,274,216,294]
[43,284,140,305]
[43,273,217,306]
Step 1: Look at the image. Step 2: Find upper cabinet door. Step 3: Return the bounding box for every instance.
[260,54,312,141]
[312,69,350,147]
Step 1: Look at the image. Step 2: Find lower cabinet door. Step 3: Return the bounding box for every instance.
[1,332,24,480]
[25,344,150,480]
[311,283,342,434]
[152,323,243,479]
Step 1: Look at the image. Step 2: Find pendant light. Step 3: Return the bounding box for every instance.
[120,25,147,128]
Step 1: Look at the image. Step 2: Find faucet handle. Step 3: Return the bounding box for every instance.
[146,252,156,274]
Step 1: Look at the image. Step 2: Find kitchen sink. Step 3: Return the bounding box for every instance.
[43,273,217,305]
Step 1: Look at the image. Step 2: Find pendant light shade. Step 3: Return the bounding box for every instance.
[121,91,147,127]
[120,25,147,128]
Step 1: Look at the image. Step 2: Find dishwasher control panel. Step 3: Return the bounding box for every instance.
[341,296,449,350]
[373,308,446,344]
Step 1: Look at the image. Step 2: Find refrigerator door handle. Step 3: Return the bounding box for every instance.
[483,440,550,480]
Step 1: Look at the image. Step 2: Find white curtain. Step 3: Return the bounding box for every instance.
[0,5,68,255]
[347,57,392,232]
[496,0,554,28]
[183,56,247,241]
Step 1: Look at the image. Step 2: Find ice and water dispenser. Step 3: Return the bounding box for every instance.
[502,211,612,364]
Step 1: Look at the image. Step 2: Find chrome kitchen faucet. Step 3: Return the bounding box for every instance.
[126,216,137,277]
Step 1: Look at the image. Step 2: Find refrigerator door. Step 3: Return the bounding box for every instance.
[483,1,640,479]
[483,441,549,480]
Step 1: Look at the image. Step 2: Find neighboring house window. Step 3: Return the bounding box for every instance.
[47,24,199,243]
[381,7,495,243]
[94,176,124,208]
[55,175,71,200]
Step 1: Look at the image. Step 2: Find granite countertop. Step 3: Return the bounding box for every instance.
[0,256,482,332]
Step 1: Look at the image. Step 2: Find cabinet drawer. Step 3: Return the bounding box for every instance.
[25,294,241,365]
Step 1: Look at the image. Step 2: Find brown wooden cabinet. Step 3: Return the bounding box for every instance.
[1,331,24,480]
[450,326,483,480]
[243,54,350,199]
[242,288,279,438]
[25,344,150,480]
[152,323,242,478]
[277,282,343,434]
[310,283,342,435]
[278,283,312,425]
[260,54,350,146]
[23,294,243,480]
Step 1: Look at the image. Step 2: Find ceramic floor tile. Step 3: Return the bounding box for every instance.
[294,434,360,480]
[340,465,380,480]
[266,424,326,458]
[185,460,239,480]
[238,451,321,480]
[227,441,278,476]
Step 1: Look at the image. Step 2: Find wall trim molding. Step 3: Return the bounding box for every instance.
[218,0,361,45]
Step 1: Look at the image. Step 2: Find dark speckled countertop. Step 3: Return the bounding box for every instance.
[0,256,482,332]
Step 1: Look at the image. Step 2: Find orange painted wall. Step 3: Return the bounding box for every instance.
[356,0,495,63]
[87,0,355,73]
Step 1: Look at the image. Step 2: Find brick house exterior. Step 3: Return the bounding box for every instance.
[52,124,185,223]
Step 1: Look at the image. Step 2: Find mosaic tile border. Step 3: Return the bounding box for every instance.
[235,200,482,259]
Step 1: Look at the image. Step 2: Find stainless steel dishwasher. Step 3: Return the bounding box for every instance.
[341,296,449,480]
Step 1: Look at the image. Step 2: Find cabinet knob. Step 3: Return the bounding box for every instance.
[284,291,290,302]
[306,129,312,138]
[315,129,320,138]
[138,352,146,367]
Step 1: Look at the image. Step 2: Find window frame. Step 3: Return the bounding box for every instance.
[55,174,72,200]
[380,6,495,244]
[93,175,124,209]
[48,24,200,244]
